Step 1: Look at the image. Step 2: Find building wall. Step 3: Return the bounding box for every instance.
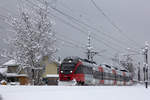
[43,63,58,77]
[0,73,3,81]
[42,56,59,78]
[7,66,18,73]
[4,65,29,85]
[19,76,29,85]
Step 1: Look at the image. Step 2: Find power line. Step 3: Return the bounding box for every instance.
[49,5,141,50]
[30,0,129,51]
[2,0,129,55]
[0,0,128,63]
[56,32,115,61]
[57,1,141,50]
[55,31,116,57]
[90,0,142,47]
[25,0,124,52]
[55,30,115,56]
[57,2,135,50]
[51,7,136,50]
[54,31,86,46]
[22,0,136,61]
[90,0,122,32]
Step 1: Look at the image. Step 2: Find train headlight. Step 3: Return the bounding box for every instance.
[69,60,72,63]
[70,71,73,73]
[61,71,63,73]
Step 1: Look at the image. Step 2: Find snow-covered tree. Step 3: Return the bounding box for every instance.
[120,55,137,79]
[4,0,56,85]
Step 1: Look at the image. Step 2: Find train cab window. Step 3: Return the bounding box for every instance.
[75,65,83,74]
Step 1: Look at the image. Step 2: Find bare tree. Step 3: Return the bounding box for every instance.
[120,55,136,79]
[4,0,56,85]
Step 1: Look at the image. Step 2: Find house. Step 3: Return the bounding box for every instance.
[0,66,7,83]
[1,60,29,85]
[42,56,60,85]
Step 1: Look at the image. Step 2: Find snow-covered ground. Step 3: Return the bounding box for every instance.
[0,85,150,100]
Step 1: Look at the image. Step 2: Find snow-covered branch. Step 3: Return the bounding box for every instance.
[2,0,57,85]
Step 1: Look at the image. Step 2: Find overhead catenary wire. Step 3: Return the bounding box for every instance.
[49,4,141,50]
[2,0,132,58]
[18,0,123,54]
[57,1,144,53]
[0,0,141,63]
[22,0,140,61]
[56,34,115,61]
[54,30,115,59]
[25,0,124,53]
[55,31,115,57]
[35,0,135,50]
[54,31,86,46]
[90,0,142,47]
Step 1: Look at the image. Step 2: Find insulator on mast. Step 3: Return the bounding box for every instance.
[85,32,98,63]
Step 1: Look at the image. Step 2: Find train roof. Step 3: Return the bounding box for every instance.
[63,56,97,64]
[63,56,130,73]
[63,56,80,61]
[100,64,129,72]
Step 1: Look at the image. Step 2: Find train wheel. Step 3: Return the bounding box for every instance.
[77,81,80,85]
[77,81,84,86]
[81,82,84,85]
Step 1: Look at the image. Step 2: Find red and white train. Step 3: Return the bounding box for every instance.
[59,57,133,86]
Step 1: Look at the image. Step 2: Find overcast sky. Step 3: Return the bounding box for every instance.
[0,0,150,65]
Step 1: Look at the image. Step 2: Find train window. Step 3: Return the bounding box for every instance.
[88,67,93,74]
[83,66,93,74]
[83,66,88,74]
[116,75,119,81]
[75,65,83,74]
[101,72,103,80]
[108,73,112,80]
[110,73,113,80]
[120,75,123,81]
[106,73,110,80]
[124,76,129,82]
[103,72,113,80]
[109,73,114,80]
[93,71,101,79]
[112,73,116,80]
[103,72,108,80]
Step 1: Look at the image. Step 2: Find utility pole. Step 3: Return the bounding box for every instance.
[86,33,98,63]
[143,41,149,88]
[138,62,141,82]
[111,53,120,67]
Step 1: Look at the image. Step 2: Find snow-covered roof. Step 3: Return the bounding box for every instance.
[6,73,28,77]
[0,67,7,74]
[0,80,7,83]
[46,74,59,77]
[3,60,18,66]
[54,59,61,65]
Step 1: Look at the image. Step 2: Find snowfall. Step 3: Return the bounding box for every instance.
[0,85,150,100]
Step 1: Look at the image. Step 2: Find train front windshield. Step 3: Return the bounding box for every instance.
[61,63,75,70]
[60,63,76,74]
[60,58,78,74]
